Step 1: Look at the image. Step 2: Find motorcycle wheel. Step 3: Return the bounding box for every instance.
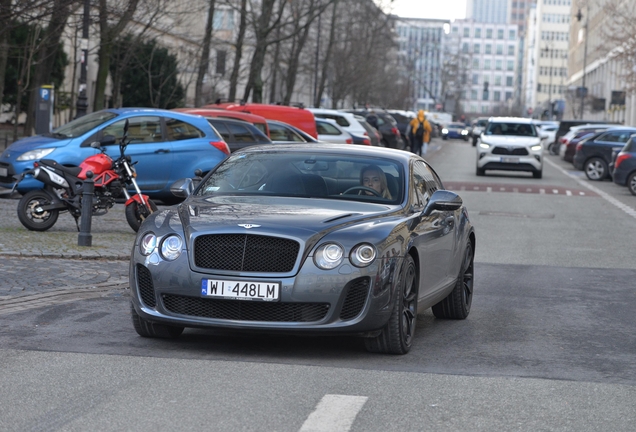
[17,190,60,231]
[125,199,158,232]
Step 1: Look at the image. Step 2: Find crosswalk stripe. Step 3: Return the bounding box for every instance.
[299,395,368,432]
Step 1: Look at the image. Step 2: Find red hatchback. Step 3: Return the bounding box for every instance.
[173,108,270,138]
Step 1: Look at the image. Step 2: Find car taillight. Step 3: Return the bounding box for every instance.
[362,138,371,145]
[210,141,230,155]
[615,153,632,170]
[560,137,567,143]
[576,142,584,152]
[346,138,353,144]
[391,127,399,135]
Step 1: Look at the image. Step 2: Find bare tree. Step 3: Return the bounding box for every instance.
[600,0,636,94]
[314,0,338,107]
[195,0,216,106]
[228,0,247,101]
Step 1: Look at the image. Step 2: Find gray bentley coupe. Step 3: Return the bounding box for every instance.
[129,144,475,354]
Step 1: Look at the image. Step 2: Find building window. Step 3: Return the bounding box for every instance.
[494,91,501,101]
[505,91,513,100]
[507,45,515,56]
[471,89,478,100]
[508,29,516,40]
[497,29,504,39]
[484,59,491,70]
[472,58,479,68]
[463,27,470,37]
[481,105,489,113]
[462,42,469,53]
[472,74,479,84]
[482,91,489,101]
[506,60,514,71]
[495,60,502,70]
[494,75,502,86]
[496,44,503,55]
[475,28,482,38]
[486,28,493,38]
[506,76,514,86]
[473,43,480,54]
[452,26,458,33]
[485,44,492,54]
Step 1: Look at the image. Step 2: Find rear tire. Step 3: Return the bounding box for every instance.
[125,198,158,232]
[432,241,474,319]
[364,255,418,354]
[584,157,608,181]
[130,303,184,338]
[17,190,59,231]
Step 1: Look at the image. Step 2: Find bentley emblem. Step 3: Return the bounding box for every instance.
[238,224,260,229]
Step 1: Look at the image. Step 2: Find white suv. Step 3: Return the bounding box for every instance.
[308,108,367,138]
[476,117,544,179]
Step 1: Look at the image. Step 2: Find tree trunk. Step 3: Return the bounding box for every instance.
[0,0,11,109]
[242,0,277,103]
[268,38,280,103]
[228,0,246,102]
[195,0,215,107]
[283,22,312,105]
[25,0,73,134]
[315,0,338,108]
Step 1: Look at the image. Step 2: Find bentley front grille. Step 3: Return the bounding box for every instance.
[194,234,300,272]
[162,295,329,322]
[492,147,529,156]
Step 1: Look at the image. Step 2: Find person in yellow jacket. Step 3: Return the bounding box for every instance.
[408,110,433,156]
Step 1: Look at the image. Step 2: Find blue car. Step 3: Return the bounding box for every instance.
[612,133,636,195]
[0,108,229,202]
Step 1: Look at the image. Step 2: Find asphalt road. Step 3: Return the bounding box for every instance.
[1,139,635,431]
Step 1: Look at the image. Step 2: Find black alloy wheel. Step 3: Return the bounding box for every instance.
[584,157,608,181]
[364,254,418,354]
[628,172,636,196]
[432,241,474,319]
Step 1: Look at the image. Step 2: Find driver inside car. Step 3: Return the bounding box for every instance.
[360,164,392,199]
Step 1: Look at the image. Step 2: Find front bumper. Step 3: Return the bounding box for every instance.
[477,152,542,172]
[129,253,400,335]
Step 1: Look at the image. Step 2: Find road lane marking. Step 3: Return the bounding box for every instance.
[544,157,636,220]
[299,394,368,432]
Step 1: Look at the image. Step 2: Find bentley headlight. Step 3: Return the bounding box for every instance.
[140,232,157,256]
[314,243,344,270]
[531,144,542,151]
[160,235,183,261]
[350,243,377,267]
[479,142,491,149]
[17,148,55,161]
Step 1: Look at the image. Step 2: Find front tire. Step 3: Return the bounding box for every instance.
[432,241,474,319]
[125,198,158,232]
[17,190,60,231]
[364,255,418,354]
[533,169,543,179]
[131,303,184,338]
[476,167,485,176]
[584,157,608,181]
[628,172,636,196]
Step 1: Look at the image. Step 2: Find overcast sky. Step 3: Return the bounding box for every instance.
[386,0,467,20]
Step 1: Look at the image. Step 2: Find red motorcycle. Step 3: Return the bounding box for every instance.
[13,120,157,232]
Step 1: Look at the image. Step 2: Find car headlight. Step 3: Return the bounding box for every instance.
[314,243,344,270]
[350,243,376,267]
[479,142,491,149]
[160,235,183,261]
[531,144,542,151]
[442,128,448,134]
[461,130,468,135]
[16,148,55,161]
[140,232,157,256]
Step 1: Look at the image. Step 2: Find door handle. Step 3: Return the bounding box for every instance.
[154,149,170,154]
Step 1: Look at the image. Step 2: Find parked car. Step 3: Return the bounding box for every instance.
[475,117,543,178]
[470,117,489,146]
[551,120,618,155]
[315,118,353,144]
[206,102,318,139]
[174,107,270,138]
[358,117,382,146]
[612,134,636,195]
[387,109,415,145]
[308,108,367,138]
[206,117,271,153]
[558,124,616,162]
[442,123,469,141]
[536,123,558,149]
[0,108,229,202]
[573,127,636,180]
[129,143,475,354]
[346,109,405,149]
[266,120,321,144]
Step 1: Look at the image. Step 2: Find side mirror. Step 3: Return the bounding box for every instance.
[170,178,195,198]
[422,190,463,217]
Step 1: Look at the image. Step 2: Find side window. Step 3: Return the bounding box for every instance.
[209,121,231,142]
[227,123,256,143]
[101,116,162,144]
[317,122,341,136]
[598,132,620,143]
[328,115,350,127]
[165,118,204,141]
[618,132,632,143]
[412,161,431,207]
[268,123,287,141]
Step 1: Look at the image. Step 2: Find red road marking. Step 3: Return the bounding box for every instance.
[443,182,598,197]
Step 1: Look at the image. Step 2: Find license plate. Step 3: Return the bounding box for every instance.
[0,167,7,177]
[201,279,280,301]
[500,157,520,163]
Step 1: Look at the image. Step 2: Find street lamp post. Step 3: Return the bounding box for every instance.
[75,0,90,118]
[543,45,553,120]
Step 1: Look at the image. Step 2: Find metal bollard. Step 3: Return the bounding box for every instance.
[78,171,94,247]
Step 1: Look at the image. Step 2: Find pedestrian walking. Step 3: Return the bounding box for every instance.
[408,110,432,156]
